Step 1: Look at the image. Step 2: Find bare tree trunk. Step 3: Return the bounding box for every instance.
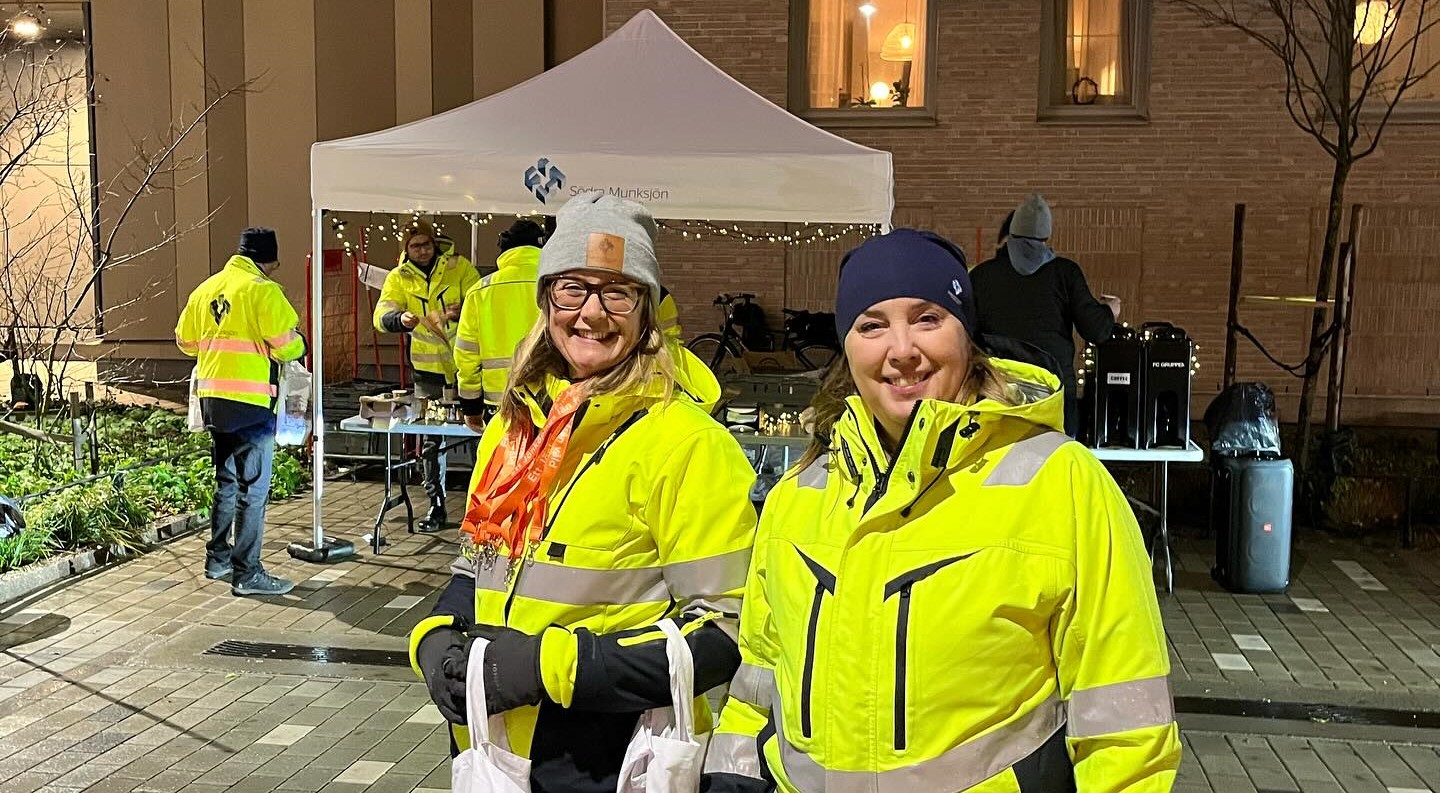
[1295,155,1351,506]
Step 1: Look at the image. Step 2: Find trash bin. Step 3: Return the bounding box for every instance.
[1206,383,1293,593]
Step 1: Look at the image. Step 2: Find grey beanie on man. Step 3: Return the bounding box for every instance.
[537,193,662,307]
[1010,194,1053,240]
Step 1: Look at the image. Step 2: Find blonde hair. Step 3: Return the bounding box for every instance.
[499,297,676,428]
[797,343,1023,470]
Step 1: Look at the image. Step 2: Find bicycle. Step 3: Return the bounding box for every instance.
[686,293,839,375]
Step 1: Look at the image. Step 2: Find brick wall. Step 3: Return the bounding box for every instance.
[606,0,1440,423]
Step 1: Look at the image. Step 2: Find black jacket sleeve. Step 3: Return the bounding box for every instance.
[569,612,741,713]
[432,574,476,622]
[380,310,410,333]
[1065,260,1117,344]
[701,773,774,792]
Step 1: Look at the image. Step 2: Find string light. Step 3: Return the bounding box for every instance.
[655,219,882,246]
[328,212,495,252]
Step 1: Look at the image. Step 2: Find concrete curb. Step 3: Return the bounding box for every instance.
[0,512,204,607]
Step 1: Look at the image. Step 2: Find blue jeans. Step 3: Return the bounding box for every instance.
[208,430,275,583]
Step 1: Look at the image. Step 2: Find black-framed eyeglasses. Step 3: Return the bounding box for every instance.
[547,278,644,315]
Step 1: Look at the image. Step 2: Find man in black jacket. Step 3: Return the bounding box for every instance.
[972,195,1120,436]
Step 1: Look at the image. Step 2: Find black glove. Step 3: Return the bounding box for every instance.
[447,625,547,716]
[415,626,468,724]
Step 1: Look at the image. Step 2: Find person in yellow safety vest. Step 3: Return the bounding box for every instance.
[704,230,1181,793]
[175,228,307,597]
[455,218,687,431]
[409,193,754,793]
[374,220,479,532]
[453,219,548,428]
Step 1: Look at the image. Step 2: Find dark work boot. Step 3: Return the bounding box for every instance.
[417,497,447,533]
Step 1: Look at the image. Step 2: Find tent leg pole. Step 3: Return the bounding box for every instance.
[470,214,479,266]
[289,205,356,564]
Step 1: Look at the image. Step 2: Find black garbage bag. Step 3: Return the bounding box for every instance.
[1204,382,1282,458]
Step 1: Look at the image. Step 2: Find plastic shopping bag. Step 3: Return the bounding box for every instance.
[275,361,312,446]
[187,367,205,432]
[452,637,532,792]
[616,620,704,792]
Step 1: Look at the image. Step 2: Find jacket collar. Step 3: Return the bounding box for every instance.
[225,255,269,280]
[831,358,1065,490]
[496,246,541,273]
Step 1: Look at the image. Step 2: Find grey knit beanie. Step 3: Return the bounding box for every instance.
[537,193,661,306]
[1010,194,1053,240]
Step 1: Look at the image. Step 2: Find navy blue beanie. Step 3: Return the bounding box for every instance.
[238,227,278,265]
[835,229,976,340]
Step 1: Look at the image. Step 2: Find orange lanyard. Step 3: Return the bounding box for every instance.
[460,385,587,565]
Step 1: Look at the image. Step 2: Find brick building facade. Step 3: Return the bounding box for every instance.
[606,0,1440,423]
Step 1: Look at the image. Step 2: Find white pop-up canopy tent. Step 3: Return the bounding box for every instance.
[302,10,893,550]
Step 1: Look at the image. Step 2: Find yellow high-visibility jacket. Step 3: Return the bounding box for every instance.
[706,359,1181,793]
[453,245,542,414]
[373,243,478,380]
[175,255,306,408]
[408,347,751,793]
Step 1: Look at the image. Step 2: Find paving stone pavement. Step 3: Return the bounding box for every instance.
[0,480,1438,791]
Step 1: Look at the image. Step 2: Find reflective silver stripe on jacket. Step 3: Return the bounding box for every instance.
[664,548,750,600]
[776,695,1065,793]
[514,560,669,606]
[377,300,404,312]
[729,663,775,710]
[454,338,481,353]
[704,732,765,779]
[1066,675,1174,738]
[481,357,512,369]
[796,457,828,490]
[982,431,1069,487]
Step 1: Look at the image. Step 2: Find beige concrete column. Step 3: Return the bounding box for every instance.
[90,1,178,342]
[204,0,250,270]
[168,0,211,300]
[243,0,317,302]
[474,0,543,100]
[396,0,433,123]
[431,0,474,112]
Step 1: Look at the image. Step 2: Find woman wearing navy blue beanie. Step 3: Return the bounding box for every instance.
[704,229,1180,792]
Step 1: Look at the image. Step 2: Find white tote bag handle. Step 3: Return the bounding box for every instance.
[656,619,695,741]
[454,637,531,793]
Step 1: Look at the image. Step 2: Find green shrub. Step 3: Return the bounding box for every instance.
[0,527,56,571]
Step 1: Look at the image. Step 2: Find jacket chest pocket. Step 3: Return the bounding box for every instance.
[883,553,977,752]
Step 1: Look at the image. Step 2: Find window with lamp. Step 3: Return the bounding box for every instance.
[789,0,938,123]
[1354,0,1440,118]
[1039,0,1152,120]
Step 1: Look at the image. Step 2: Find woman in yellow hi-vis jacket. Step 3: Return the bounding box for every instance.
[409,193,756,793]
[705,229,1181,793]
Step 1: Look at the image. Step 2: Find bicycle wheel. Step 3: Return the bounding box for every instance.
[687,334,748,376]
[795,342,839,373]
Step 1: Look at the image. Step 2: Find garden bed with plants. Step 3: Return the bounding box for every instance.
[0,405,307,576]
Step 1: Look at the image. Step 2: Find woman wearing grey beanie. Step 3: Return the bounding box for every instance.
[409,193,758,793]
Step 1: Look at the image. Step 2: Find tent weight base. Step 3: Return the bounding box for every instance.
[287,537,357,563]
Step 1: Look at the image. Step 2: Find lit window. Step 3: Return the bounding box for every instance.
[1041,0,1152,120]
[790,0,936,120]
[1358,0,1440,105]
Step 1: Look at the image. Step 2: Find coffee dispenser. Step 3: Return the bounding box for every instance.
[1141,322,1194,449]
[1088,326,1143,449]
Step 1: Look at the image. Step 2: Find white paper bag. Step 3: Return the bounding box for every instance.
[616,620,704,793]
[453,637,532,793]
[187,367,205,432]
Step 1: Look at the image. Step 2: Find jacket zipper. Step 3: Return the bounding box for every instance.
[894,586,914,750]
[859,401,923,515]
[884,553,977,750]
[501,408,645,624]
[795,549,836,740]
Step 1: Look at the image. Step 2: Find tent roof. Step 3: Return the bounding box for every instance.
[310,10,892,224]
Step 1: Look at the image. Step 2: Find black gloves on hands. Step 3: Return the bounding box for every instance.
[417,623,547,725]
